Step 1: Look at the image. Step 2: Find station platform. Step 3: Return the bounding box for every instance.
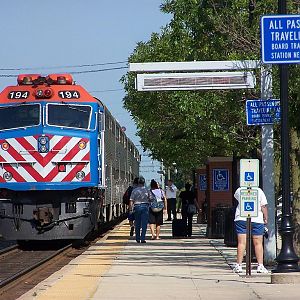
[18,217,300,300]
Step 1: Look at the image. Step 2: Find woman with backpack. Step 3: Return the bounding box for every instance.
[179,182,200,237]
[149,179,167,240]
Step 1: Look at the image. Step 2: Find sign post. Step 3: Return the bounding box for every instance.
[246,218,252,276]
[240,159,260,276]
[240,188,259,276]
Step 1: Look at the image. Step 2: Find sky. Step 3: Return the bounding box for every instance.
[0,0,171,184]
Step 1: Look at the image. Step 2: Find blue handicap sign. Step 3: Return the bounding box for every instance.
[199,174,207,191]
[213,169,229,191]
[244,172,254,182]
[244,201,255,212]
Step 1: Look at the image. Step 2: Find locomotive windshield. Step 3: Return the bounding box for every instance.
[47,103,91,129]
[0,104,40,130]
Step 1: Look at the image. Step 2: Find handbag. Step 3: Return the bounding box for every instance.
[187,204,197,215]
[150,191,164,212]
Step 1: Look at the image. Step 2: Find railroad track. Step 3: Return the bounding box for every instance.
[0,244,72,289]
[0,218,124,300]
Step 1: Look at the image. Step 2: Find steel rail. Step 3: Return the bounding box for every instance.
[0,243,72,289]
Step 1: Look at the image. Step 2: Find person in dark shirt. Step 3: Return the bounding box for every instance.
[179,182,200,237]
[123,177,139,236]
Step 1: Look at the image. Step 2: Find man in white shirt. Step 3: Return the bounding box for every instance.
[165,179,177,221]
[233,187,269,274]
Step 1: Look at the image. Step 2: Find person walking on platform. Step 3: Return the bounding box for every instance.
[165,179,177,221]
[179,183,200,237]
[123,177,139,237]
[149,179,167,240]
[129,176,152,243]
[233,187,269,274]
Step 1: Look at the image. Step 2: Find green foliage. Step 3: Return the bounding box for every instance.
[122,0,300,174]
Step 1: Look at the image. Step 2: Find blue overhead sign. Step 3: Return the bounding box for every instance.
[246,99,280,125]
[261,15,300,64]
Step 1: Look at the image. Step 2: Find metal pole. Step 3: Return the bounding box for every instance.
[261,65,276,263]
[274,0,300,273]
[246,217,252,276]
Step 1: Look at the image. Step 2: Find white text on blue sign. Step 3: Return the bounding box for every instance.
[261,15,300,64]
[246,99,280,125]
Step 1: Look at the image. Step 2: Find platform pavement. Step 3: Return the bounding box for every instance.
[18,218,300,300]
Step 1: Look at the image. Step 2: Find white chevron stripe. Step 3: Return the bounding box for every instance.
[5,138,35,162]
[1,161,35,182]
[1,136,90,182]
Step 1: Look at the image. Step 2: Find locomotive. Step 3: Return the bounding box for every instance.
[0,74,139,242]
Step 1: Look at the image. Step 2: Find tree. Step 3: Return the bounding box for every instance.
[122,0,300,254]
[122,0,268,170]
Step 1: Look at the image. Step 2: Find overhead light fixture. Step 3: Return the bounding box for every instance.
[136,71,256,91]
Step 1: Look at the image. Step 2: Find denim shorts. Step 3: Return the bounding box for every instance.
[235,220,264,235]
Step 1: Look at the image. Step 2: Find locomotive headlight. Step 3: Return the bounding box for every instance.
[35,89,44,98]
[39,137,47,145]
[3,172,12,181]
[1,142,9,151]
[40,145,47,153]
[78,141,86,150]
[38,136,49,153]
[76,171,85,181]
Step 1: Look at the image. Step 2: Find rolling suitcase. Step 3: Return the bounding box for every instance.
[172,219,187,237]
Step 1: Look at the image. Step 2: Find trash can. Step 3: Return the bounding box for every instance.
[224,207,237,247]
[211,206,229,238]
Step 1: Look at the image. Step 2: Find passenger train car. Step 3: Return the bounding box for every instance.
[0,74,139,242]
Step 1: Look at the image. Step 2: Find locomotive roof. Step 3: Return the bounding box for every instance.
[0,74,100,104]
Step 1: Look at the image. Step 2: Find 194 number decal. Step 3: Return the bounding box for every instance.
[58,90,80,99]
[8,91,29,99]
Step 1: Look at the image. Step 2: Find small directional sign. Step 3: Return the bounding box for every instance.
[240,188,259,218]
[246,99,280,125]
[240,159,259,187]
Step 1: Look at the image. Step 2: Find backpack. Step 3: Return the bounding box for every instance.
[150,190,164,212]
[122,186,133,205]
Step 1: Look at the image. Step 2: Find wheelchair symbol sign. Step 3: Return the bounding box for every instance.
[199,174,207,191]
[240,159,259,187]
[212,169,229,191]
[240,188,258,217]
[244,201,254,212]
[245,172,254,182]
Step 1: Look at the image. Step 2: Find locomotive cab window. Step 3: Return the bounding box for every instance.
[47,104,91,129]
[0,104,40,130]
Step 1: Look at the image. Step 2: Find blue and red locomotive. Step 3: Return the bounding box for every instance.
[0,74,139,242]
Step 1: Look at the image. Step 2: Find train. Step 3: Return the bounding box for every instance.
[0,73,140,243]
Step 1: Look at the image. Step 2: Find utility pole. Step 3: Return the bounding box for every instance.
[273,0,300,273]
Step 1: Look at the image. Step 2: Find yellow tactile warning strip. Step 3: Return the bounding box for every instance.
[19,220,130,300]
